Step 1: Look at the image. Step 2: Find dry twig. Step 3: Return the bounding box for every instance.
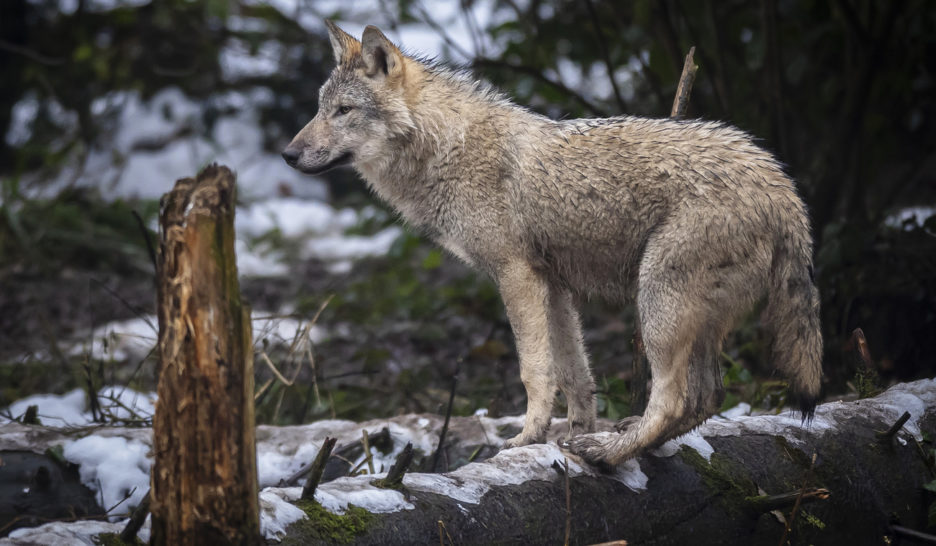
[301,437,337,501]
[670,46,698,118]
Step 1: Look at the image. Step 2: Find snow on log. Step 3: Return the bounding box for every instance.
[1,379,934,545]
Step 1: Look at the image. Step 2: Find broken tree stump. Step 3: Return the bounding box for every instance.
[150,164,260,545]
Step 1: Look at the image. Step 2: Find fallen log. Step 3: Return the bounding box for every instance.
[1,380,934,544]
[268,379,936,545]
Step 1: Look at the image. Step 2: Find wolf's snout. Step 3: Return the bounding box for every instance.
[281,146,301,166]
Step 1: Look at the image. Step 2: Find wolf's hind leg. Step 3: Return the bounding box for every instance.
[548,288,596,439]
[567,272,703,465]
[499,261,558,448]
[663,331,726,440]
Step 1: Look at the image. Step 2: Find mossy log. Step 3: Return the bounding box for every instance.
[276,382,936,546]
[150,164,260,545]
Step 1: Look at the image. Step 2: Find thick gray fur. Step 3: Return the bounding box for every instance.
[283,22,823,466]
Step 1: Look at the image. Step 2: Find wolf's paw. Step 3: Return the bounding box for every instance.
[614,416,640,433]
[502,432,544,450]
[562,435,612,467]
[564,418,596,441]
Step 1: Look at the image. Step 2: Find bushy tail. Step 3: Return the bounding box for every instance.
[763,227,823,419]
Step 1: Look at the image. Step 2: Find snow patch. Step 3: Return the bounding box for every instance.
[885,206,934,230]
[63,435,151,517]
[41,311,326,364]
[260,487,308,541]
[652,429,715,461]
[1,387,155,427]
[304,226,403,261]
[699,378,936,444]
[316,477,414,514]
[405,442,591,503]
[33,87,329,203]
[1,519,150,545]
[236,198,358,239]
[612,458,648,491]
[719,402,752,419]
[254,417,440,488]
[3,389,88,426]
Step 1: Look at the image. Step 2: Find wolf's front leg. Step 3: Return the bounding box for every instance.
[547,288,596,439]
[498,260,557,449]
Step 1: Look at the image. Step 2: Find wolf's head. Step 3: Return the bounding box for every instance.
[282,21,415,174]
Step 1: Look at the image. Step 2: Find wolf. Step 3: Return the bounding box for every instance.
[282,21,823,466]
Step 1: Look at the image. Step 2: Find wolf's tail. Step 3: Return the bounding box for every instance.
[763,222,823,419]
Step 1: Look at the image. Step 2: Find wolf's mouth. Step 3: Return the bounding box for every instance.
[302,152,353,174]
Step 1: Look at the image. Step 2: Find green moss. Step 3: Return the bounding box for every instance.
[773,435,813,471]
[803,511,826,529]
[281,499,373,545]
[93,533,143,546]
[853,367,881,399]
[679,446,757,515]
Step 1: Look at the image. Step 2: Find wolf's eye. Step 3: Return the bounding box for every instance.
[337,105,353,115]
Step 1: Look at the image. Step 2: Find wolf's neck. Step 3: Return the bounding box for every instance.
[355,72,523,232]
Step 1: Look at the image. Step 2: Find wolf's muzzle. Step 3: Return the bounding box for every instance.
[281,146,301,167]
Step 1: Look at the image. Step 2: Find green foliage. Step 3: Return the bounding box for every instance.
[0,183,157,275]
[720,352,788,413]
[320,232,502,327]
[925,479,936,527]
[852,367,881,399]
[802,511,826,530]
[0,0,333,175]
[93,533,143,546]
[595,376,630,421]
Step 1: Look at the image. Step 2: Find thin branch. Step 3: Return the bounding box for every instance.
[301,437,337,500]
[563,458,571,546]
[778,452,818,546]
[119,490,151,543]
[472,58,607,116]
[891,526,936,544]
[877,411,911,442]
[374,442,414,489]
[132,210,158,275]
[834,0,871,43]
[745,488,830,513]
[0,39,66,65]
[584,0,626,112]
[362,429,376,475]
[431,362,460,473]
[670,46,698,118]
[89,277,156,332]
[414,2,474,61]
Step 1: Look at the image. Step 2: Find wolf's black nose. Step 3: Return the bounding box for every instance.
[281,147,301,166]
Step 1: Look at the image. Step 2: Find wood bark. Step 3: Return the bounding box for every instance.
[278,389,936,545]
[150,164,260,545]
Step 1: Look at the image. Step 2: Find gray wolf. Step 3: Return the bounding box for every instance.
[282,21,822,465]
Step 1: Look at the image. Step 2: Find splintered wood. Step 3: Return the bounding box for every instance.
[150,164,259,545]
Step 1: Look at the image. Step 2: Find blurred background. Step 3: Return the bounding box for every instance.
[1,0,934,427]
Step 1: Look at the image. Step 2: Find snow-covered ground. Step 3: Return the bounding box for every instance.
[2,379,934,543]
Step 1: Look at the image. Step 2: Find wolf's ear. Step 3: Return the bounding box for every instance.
[325,19,360,64]
[361,25,404,80]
